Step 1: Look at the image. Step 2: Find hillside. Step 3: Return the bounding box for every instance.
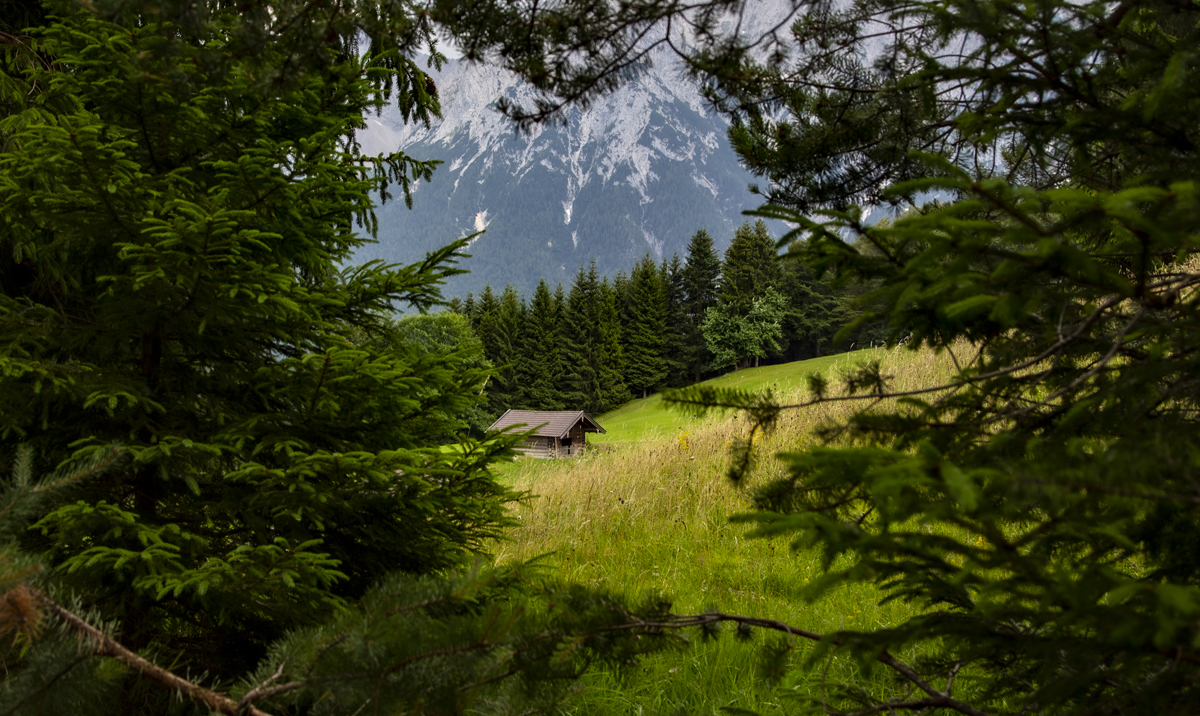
[591,349,890,446]
[492,346,956,714]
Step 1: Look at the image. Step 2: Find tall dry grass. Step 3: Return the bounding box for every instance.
[490,345,963,715]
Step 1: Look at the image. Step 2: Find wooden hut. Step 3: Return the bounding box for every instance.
[487,410,606,459]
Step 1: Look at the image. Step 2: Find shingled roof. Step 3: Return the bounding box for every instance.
[486,410,606,438]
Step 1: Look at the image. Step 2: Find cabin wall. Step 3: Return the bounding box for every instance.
[516,437,553,458]
[513,423,594,459]
[556,424,587,457]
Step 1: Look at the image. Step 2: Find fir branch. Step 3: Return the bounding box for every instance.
[239,661,303,709]
[0,655,90,716]
[30,590,276,716]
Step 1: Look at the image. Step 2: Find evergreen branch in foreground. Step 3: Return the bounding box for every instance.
[29,589,282,716]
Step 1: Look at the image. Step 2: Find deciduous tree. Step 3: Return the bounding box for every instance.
[393,312,494,436]
[701,286,787,372]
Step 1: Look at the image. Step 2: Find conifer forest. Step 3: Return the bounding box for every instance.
[2,0,1200,715]
[448,219,875,425]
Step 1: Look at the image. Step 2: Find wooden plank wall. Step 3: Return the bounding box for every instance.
[515,426,591,459]
[517,437,553,458]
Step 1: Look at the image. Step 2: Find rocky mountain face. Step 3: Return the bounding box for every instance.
[354,49,768,299]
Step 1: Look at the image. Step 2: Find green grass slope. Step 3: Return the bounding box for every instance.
[592,349,888,446]
[493,346,954,715]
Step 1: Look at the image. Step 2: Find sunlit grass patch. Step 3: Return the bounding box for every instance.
[491,345,963,714]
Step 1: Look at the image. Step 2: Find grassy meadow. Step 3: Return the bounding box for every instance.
[491,345,963,714]
[588,350,889,448]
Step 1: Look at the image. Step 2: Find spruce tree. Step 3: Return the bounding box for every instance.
[0,448,680,716]
[474,285,501,349]
[562,262,627,414]
[681,229,722,382]
[491,284,527,410]
[561,265,599,411]
[776,252,854,360]
[552,281,570,399]
[622,255,669,398]
[597,277,631,411]
[720,220,782,317]
[517,279,566,410]
[553,282,568,342]
[660,254,688,387]
[0,4,709,711]
[472,284,503,413]
[612,269,630,303]
[0,0,516,700]
[460,293,477,321]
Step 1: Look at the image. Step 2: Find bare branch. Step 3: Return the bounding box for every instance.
[240,661,303,708]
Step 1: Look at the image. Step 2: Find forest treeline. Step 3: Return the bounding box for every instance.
[406,220,884,427]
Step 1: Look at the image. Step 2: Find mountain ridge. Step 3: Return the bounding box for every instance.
[354,48,771,298]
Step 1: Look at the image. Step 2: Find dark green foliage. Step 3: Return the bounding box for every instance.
[393,312,495,436]
[0,0,516,698]
[0,449,693,716]
[776,253,856,360]
[621,255,669,398]
[471,284,507,415]
[0,446,127,716]
[469,283,531,414]
[560,265,602,412]
[720,220,782,316]
[241,562,686,716]
[494,284,528,408]
[710,0,1200,712]
[659,254,689,386]
[613,269,629,301]
[461,292,478,321]
[597,278,631,411]
[701,286,787,372]
[561,262,629,414]
[517,280,568,410]
[473,285,500,340]
[681,229,723,382]
[463,226,876,408]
